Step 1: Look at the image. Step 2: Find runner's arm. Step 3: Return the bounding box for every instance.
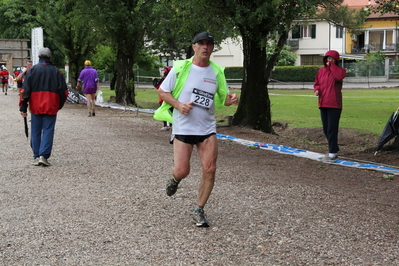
[158,88,193,115]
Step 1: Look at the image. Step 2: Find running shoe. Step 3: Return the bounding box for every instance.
[31,158,40,166]
[166,178,179,196]
[319,154,338,163]
[38,156,51,166]
[192,208,209,227]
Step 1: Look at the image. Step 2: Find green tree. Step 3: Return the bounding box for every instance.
[369,0,399,15]
[268,45,297,66]
[147,0,237,61]
[0,0,37,39]
[195,0,316,132]
[90,44,118,90]
[187,0,367,133]
[316,3,369,35]
[0,0,67,67]
[364,50,386,76]
[82,0,157,106]
[33,0,99,89]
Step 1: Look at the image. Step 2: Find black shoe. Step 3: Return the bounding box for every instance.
[192,208,209,227]
[166,178,179,196]
[92,112,95,116]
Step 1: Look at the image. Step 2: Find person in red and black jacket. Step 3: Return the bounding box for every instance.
[0,67,9,95]
[19,47,68,167]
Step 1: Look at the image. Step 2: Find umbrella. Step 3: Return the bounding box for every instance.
[375,109,399,154]
[24,116,28,139]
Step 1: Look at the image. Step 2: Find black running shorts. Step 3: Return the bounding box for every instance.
[173,133,216,145]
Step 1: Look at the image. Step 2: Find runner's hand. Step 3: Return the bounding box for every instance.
[179,101,193,115]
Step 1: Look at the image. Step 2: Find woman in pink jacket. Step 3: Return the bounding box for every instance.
[314,50,346,162]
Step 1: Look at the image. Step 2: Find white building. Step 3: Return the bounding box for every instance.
[211,20,347,67]
[211,37,244,67]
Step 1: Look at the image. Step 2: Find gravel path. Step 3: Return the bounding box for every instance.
[1,89,398,265]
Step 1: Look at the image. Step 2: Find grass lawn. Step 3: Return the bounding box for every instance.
[99,86,399,136]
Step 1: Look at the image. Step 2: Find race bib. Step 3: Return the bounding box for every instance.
[190,88,214,109]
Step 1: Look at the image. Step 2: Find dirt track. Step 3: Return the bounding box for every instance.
[1,89,398,265]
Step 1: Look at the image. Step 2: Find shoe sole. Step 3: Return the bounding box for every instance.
[166,188,177,196]
[196,222,209,227]
[192,214,210,227]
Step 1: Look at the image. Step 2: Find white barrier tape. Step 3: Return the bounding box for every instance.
[82,97,399,176]
[96,101,156,114]
[217,134,399,176]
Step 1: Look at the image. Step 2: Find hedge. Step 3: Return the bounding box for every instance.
[224,65,322,82]
[270,65,322,82]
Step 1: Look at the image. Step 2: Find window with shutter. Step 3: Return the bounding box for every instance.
[292,25,300,39]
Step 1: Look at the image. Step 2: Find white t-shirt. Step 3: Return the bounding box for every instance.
[160,64,218,135]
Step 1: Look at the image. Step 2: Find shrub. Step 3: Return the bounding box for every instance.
[225,67,243,80]
[271,65,322,82]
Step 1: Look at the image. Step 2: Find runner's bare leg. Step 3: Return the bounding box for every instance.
[196,134,218,207]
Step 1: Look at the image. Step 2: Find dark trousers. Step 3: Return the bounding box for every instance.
[320,107,342,153]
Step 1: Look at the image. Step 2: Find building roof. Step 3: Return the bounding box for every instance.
[342,0,374,8]
[343,0,399,19]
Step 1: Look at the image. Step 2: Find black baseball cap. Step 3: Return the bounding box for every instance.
[193,32,215,45]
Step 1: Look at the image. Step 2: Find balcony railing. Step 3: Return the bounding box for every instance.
[351,43,398,54]
[285,39,299,50]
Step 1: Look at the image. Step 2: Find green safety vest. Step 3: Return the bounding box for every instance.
[153,57,228,124]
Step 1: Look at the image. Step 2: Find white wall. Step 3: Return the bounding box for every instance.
[197,21,347,67]
[211,37,244,67]
[211,22,347,67]
[293,21,346,65]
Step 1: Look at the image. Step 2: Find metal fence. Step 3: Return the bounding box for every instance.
[342,61,385,78]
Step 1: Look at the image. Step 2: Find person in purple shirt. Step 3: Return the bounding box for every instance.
[76,60,100,117]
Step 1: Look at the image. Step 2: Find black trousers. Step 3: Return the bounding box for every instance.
[320,107,342,153]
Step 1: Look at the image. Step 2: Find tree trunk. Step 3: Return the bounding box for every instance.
[110,70,117,91]
[232,34,273,133]
[186,45,194,58]
[70,61,81,92]
[115,49,136,106]
[65,57,82,93]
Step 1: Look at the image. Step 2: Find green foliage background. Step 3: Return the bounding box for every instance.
[100,87,399,136]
